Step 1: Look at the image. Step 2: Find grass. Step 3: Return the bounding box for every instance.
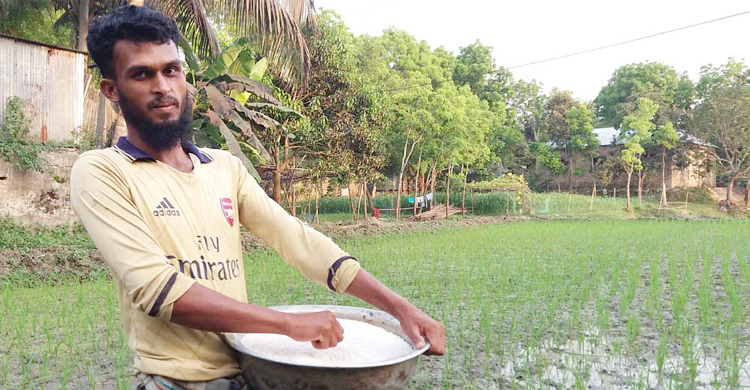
[2,220,750,389]
[0,218,105,289]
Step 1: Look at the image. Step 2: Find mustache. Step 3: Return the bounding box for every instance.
[147,96,179,109]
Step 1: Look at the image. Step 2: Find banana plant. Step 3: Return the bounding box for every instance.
[182,38,302,182]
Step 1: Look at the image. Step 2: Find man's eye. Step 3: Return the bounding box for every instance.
[133,71,149,79]
[164,67,179,75]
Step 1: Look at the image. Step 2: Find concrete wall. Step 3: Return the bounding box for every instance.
[0,149,78,227]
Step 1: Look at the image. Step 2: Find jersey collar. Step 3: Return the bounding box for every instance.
[114,137,213,164]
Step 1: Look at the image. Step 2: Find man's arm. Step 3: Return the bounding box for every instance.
[227,154,445,353]
[344,269,446,355]
[172,283,345,349]
[170,269,446,354]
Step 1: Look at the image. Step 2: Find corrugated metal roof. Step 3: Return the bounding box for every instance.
[0,33,87,55]
[0,35,86,142]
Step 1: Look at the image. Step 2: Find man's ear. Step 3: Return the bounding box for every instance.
[100,78,120,104]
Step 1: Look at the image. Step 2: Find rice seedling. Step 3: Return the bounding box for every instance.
[1,220,749,388]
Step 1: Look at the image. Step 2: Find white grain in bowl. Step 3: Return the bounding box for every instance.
[238,318,414,366]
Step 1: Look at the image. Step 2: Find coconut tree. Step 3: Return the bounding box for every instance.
[36,0,314,91]
[144,0,315,93]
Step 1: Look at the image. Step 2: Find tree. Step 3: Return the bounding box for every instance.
[0,0,74,48]
[594,62,680,128]
[452,40,495,97]
[529,142,565,188]
[298,11,387,217]
[619,98,658,210]
[29,0,314,89]
[377,28,456,218]
[691,60,750,204]
[513,79,546,143]
[147,0,316,91]
[652,121,678,207]
[185,38,302,194]
[543,90,593,191]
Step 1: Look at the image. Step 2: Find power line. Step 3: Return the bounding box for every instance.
[353,10,750,95]
[508,9,750,69]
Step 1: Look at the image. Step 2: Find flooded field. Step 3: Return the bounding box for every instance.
[1,220,749,389]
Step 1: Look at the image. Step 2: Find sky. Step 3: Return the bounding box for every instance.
[313,0,749,102]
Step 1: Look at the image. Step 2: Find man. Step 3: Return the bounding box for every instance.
[70,5,445,390]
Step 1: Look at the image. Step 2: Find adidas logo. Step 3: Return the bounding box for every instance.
[153,197,181,217]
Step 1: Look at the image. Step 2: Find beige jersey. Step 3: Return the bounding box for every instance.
[70,137,360,381]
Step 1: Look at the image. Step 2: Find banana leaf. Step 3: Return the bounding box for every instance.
[205,110,261,182]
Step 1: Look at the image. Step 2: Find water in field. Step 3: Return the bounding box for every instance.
[1,220,749,389]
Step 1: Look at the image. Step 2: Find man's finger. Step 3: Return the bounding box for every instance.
[405,324,426,349]
[425,324,446,355]
[335,318,345,342]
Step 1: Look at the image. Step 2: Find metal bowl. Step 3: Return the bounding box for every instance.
[224,305,430,390]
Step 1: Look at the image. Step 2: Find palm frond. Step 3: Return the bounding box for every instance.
[147,0,221,60]
[214,0,314,94]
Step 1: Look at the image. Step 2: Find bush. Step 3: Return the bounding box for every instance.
[0,96,44,172]
[301,191,524,216]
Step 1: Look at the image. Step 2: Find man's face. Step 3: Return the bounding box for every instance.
[106,40,192,150]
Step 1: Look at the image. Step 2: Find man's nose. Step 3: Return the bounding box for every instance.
[152,73,171,95]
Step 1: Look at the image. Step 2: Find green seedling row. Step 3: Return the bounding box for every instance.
[1,220,749,389]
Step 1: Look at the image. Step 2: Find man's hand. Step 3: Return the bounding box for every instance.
[396,306,446,355]
[283,310,344,349]
[172,284,343,349]
[344,269,446,355]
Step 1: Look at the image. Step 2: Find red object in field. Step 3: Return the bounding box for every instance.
[372,208,380,218]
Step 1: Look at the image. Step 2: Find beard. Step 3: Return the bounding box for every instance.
[119,91,193,151]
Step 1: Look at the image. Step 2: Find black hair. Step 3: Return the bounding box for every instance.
[87,5,180,79]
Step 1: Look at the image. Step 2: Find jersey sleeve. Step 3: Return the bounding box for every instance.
[70,152,196,320]
[233,157,360,293]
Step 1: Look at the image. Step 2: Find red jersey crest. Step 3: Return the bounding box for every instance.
[220,197,235,227]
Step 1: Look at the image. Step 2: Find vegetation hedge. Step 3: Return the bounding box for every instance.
[297,191,525,216]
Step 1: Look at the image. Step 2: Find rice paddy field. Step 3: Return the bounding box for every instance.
[2,219,750,389]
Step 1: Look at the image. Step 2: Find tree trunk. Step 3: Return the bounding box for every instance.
[445,159,453,219]
[273,146,282,203]
[94,92,106,148]
[568,153,574,192]
[396,169,405,221]
[348,181,356,221]
[362,181,369,219]
[396,133,417,220]
[290,156,296,217]
[105,113,118,147]
[77,0,90,52]
[430,163,437,208]
[626,168,633,211]
[660,147,668,207]
[413,150,422,217]
[637,171,645,205]
[314,181,320,224]
[727,178,735,202]
[366,181,375,215]
[461,164,468,216]
[419,168,427,213]
[356,182,364,219]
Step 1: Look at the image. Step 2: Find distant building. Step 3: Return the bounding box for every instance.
[546,127,715,192]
